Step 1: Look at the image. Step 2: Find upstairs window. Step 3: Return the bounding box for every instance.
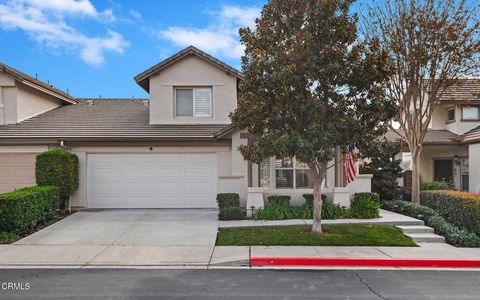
[175,87,212,117]
[447,108,455,122]
[462,105,479,120]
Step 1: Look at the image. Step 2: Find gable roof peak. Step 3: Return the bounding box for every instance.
[134,46,243,92]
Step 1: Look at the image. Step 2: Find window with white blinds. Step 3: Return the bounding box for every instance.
[175,87,212,117]
[194,88,212,116]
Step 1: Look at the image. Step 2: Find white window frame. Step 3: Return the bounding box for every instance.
[174,87,212,118]
[274,157,327,189]
[461,105,479,120]
[446,107,455,122]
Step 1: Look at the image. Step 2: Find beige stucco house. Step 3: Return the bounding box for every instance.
[388,80,480,193]
[0,46,371,209]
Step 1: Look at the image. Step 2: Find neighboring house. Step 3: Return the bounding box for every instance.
[0,46,371,209]
[388,79,480,193]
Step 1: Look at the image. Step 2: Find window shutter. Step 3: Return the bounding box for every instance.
[194,88,212,117]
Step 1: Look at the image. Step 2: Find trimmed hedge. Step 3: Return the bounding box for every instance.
[383,200,480,247]
[302,193,327,206]
[217,193,240,209]
[36,149,79,208]
[420,181,454,191]
[420,190,480,236]
[0,186,59,235]
[219,207,245,220]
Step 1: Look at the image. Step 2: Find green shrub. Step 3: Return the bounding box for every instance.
[302,193,327,206]
[216,193,240,209]
[252,200,297,220]
[0,232,20,244]
[267,195,291,205]
[420,181,454,191]
[218,207,245,220]
[253,198,345,220]
[383,200,480,247]
[349,194,380,218]
[0,185,59,235]
[420,190,480,236]
[353,192,380,204]
[322,201,346,219]
[36,149,79,208]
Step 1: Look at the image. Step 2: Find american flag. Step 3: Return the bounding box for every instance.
[344,144,358,185]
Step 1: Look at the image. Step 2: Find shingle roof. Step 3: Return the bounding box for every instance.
[0,63,77,104]
[0,99,229,141]
[134,46,244,92]
[462,126,480,144]
[438,79,480,103]
[385,129,459,145]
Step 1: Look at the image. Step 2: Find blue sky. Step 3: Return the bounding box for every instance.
[0,0,368,98]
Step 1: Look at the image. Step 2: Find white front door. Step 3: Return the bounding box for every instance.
[87,153,217,208]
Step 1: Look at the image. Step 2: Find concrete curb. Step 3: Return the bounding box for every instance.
[250,257,480,268]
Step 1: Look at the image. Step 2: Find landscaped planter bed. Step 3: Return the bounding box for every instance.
[216,224,417,247]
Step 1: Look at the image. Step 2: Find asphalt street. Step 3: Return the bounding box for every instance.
[0,268,479,299]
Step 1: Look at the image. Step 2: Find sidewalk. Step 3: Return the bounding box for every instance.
[219,209,423,228]
[209,243,480,269]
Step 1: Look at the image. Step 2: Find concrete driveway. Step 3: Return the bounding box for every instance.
[0,209,219,266]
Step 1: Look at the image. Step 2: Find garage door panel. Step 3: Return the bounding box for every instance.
[184,196,213,207]
[12,154,36,165]
[13,168,35,177]
[0,153,37,193]
[154,182,184,192]
[123,168,155,178]
[184,168,215,179]
[154,168,184,178]
[154,154,184,166]
[185,154,215,166]
[88,153,217,208]
[0,168,11,177]
[90,168,121,179]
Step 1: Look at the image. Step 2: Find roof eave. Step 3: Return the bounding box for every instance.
[1,64,78,104]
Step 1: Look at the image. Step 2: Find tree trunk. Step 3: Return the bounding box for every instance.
[411,149,422,203]
[308,162,326,234]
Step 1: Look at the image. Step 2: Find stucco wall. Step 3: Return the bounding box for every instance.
[148,55,238,125]
[16,82,62,122]
[469,143,480,193]
[418,144,468,188]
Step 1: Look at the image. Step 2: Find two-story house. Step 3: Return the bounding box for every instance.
[389,80,480,193]
[0,46,372,209]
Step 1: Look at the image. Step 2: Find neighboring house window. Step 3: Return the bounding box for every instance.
[275,157,315,189]
[462,105,479,120]
[447,108,455,122]
[175,87,212,117]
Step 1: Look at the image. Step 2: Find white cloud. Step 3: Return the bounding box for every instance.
[0,0,127,65]
[128,9,142,22]
[159,5,260,59]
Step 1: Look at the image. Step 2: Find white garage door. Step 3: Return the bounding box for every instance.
[87,153,217,208]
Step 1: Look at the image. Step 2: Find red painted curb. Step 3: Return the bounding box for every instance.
[250,257,480,268]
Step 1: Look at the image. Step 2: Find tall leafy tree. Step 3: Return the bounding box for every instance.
[364,0,480,202]
[231,0,395,233]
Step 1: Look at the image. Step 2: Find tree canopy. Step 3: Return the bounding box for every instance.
[231,0,396,232]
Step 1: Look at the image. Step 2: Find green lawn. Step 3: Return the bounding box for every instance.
[216,224,417,247]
